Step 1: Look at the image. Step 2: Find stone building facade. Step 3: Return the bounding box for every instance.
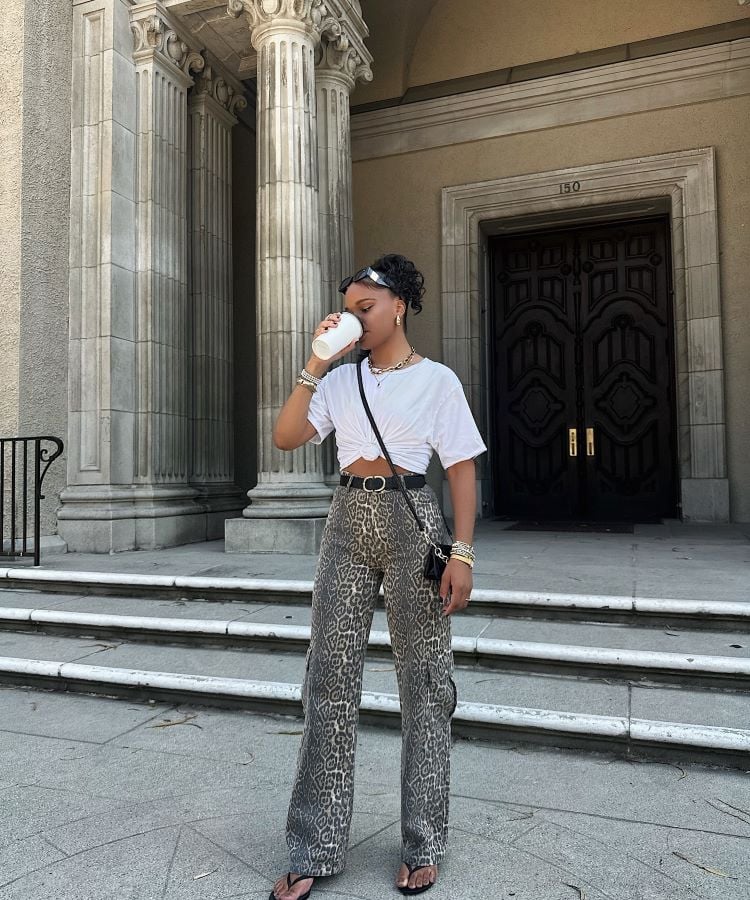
[1,0,748,554]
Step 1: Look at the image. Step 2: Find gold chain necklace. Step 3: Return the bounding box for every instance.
[368,346,417,376]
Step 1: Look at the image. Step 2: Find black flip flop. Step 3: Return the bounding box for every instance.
[268,872,315,900]
[398,864,436,895]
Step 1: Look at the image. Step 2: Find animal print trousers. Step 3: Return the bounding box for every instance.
[285,481,457,877]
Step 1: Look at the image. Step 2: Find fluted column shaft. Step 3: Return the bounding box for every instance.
[317,69,353,485]
[59,0,220,551]
[244,18,332,517]
[188,66,246,489]
[315,26,371,312]
[131,6,202,485]
[315,40,371,484]
[224,0,373,542]
[316,70,354,313]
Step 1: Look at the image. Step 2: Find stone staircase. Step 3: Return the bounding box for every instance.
[1,567,748,766]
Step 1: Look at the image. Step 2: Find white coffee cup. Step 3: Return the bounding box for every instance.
[311,311,363,360]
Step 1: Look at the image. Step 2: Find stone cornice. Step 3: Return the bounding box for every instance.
[351,38,750,161]
[131,3,204,80]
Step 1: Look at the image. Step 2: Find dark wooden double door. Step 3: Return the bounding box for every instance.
[490,217,677,522]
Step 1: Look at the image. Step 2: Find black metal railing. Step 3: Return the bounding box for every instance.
[1,436,64,567]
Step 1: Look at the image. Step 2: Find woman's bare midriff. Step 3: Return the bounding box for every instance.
[343,457,415,477]
[342,355,425,477]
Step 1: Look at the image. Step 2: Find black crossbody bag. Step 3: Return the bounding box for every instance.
[356,359,453,582]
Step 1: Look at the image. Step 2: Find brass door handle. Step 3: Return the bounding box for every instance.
[568,428,578,457]
[586,427,595,456]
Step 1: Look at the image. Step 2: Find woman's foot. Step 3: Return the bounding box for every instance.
[269,872,315,900]
[396,863,438,893]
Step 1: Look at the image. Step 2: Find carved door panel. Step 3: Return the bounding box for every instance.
[491,232,578,519]
[490,217,677,521]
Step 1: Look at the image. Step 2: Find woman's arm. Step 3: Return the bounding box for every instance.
[273,312,359,451]
[440,458,477,616]
[445,458,477,545]
[273,355,329,451]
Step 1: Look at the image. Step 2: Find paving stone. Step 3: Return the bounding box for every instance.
[2,687,750,900]
[0,683,173,743]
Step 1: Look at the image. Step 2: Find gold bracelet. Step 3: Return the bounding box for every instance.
[295,378,316,393]
[449,553,474,568]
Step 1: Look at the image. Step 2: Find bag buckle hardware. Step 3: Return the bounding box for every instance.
[431,541,450,563]
[362,475,387,493]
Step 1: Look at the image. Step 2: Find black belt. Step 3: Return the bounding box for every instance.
[339,474,426,492]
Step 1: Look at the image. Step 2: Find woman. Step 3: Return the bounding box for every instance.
[270,254,487,900]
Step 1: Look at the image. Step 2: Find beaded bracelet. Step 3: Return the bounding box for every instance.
[296,368,322,393]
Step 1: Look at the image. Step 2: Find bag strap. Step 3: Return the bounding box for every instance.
[356,358,453,541]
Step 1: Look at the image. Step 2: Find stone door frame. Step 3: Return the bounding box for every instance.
[441,147,729,522]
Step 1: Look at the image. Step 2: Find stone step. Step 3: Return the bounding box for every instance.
[1,596,749,689]
[2,567,749,627]
[0,631,748,766]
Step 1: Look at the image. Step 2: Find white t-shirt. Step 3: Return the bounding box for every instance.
[307,357,487,473]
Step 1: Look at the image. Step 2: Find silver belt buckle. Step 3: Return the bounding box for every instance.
[362,475,386,493]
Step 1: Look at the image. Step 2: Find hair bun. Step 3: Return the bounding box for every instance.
[370,253,425,315]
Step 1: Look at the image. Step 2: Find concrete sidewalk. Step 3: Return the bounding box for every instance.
[3,524,749,898]
[30,519,750,602]
[1,683,749,900]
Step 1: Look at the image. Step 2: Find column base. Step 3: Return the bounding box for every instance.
[57,484,244,552]
[227,480,333,553]
[680,478,730,522]
[243,480,334,518]
[225,516,327,554]
[192,483,247,540]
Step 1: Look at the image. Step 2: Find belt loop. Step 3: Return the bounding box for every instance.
[346,473,354,491]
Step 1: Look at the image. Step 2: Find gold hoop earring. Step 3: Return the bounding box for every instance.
[395,314,402,326]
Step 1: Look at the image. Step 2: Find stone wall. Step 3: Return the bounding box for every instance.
[0,0,25,439]
[17,0,72,534]
[0,0,72,535]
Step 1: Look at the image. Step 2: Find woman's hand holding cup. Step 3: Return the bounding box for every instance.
[310,312,362,368]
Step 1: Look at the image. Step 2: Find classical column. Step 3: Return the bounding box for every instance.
[59,0,144,552]
[130,4,202,487]
[225,0,334,553]
[59,0,211,551]
[315,13,372,485]
[316,11,372,313]
[188,61,247,533]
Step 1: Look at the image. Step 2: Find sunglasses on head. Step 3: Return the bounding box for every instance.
[338,266,396,294]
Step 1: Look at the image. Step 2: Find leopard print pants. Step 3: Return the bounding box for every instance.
[285,481,457,877]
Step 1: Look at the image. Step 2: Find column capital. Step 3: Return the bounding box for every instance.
[228,0,321,46]
[315,0,372,87]
[316,21,372,89]
[192,62,248,118]
[227,0,373,77]
[130,2,204,80]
